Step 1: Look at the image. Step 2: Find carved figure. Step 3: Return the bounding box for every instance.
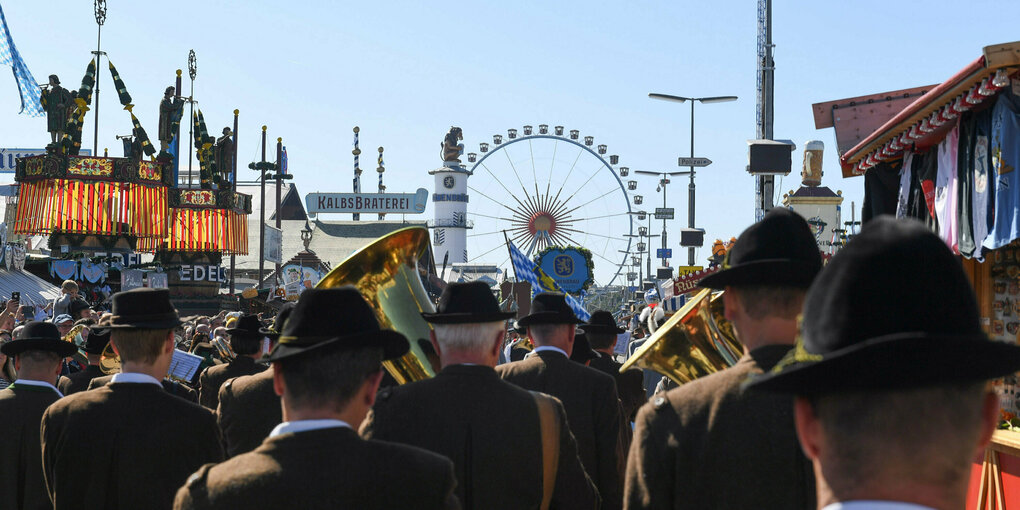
[440,127,464,163]
[214,127,234,189]
[158,86,184,151]
[40,75,73,144]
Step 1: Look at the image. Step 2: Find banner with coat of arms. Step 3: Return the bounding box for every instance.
[535,246,594,294]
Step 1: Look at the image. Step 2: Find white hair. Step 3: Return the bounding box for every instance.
[432,321,504,352]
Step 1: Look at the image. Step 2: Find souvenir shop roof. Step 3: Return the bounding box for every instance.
[235,183,307,222]
[0,268,60,304]
[814,41,1020,178]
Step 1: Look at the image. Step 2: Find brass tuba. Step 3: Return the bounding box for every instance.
[99,341,120,375]
[211,336,236,363]
[315,226,437,384]
[621,288,743,386]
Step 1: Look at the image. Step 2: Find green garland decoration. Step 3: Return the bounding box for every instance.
[129,113,156,157]
[532,245,595,295]
[107,60,133,111]
[60,59,96,156]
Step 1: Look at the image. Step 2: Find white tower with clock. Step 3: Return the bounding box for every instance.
[429,159,471,270]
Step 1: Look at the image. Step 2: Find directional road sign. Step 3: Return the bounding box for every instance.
[678,157,712,167]
[654,207,674,220]
[656,248,672,259]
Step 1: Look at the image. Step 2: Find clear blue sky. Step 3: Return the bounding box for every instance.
[0,0,1014,282]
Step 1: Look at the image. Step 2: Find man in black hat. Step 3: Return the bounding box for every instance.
[41,288,223,510]
[0,321,75,510]
[216,302,294,458]
[747,217,1020,510]
[362,281,600,510]
[174,287,458,509]
[583,310,646,423]
[498,292,624,510]
[57,319,111,395]
[625,208,820,510]
[197,314,267,409]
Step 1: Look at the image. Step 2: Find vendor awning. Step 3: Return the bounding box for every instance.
[0,268,61,305]
[834,41,1020,177]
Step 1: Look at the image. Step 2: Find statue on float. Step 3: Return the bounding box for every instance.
[158,86,185,155]
[40,75,74,145]
[214,127,234,190]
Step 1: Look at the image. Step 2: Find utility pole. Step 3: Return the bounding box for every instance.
[275,137,283,279]
[755,0,775,221]
[91,0,107,156]
[229,109,238,295]
[187,50,196,186]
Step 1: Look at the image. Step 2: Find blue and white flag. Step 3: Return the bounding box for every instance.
[281,146,288,175]
[0,5,43,117]
[508,239,590,321]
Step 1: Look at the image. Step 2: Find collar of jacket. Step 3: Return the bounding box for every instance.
[439,364,498,378]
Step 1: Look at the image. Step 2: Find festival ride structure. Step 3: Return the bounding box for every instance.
[457,125,638,288]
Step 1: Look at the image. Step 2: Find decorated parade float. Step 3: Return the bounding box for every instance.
[11,48,248,314]
[813,40,1020,508]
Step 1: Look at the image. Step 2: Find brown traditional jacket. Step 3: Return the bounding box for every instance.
[41,382,224,510]
[87,373,199,403]
[362,363,600,510]
[173,426,460,510]
[624,345,816,510]
[0,384,61,510]
[197,356,266,409]
[588,351,648,422]
[497,350,625,510]
[215,369,280,458]
[58,364,103,395]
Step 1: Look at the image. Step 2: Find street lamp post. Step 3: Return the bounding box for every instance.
[636,169,690,268]
[649,93,737,265]
[625,210,658,289]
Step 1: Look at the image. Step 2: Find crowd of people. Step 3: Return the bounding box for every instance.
[1,210,1019,510]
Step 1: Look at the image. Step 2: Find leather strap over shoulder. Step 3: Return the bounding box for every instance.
[532,391,560,510]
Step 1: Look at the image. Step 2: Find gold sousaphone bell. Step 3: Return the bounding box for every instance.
[621,288,743,385]
[315,226,437,384]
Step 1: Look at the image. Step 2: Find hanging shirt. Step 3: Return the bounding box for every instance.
[971,107,995,260]
[958,111,977,258]
[896,152,914,219]
[982,87,1020,251]
[935,124,960,252]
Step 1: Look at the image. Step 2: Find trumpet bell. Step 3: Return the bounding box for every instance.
[315,226,437,384]
[621,288,742,386]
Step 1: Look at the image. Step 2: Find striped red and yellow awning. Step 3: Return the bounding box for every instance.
[13,179,167,238]
[136,207,248,255]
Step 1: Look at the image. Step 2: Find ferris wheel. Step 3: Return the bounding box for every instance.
[463,125,640,288]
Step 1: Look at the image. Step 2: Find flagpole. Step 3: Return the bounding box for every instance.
[502,230,519,282]
[92,0,106,156]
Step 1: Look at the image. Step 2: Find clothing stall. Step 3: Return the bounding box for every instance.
[816,40,1020,509]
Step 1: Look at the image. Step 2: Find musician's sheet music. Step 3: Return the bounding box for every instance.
[168,349,203,381]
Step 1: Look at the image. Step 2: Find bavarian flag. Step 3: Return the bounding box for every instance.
[507,239,590,321]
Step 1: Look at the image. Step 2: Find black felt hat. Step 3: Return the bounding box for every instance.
[421,281,516,324]
[699,208,822,289]
[82,323,111,355]
[1,321,76,357]
[107,288,182,329]
[579,310,625,335]
[226,314,264,339]
[570,332,600,364]
[517,292,584,327]
[260,302,296,340]
[747,217,1020,394]
[269,286,409,362]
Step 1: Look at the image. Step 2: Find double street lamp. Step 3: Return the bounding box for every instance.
[649,93,737,265]
[624,210,658,291]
